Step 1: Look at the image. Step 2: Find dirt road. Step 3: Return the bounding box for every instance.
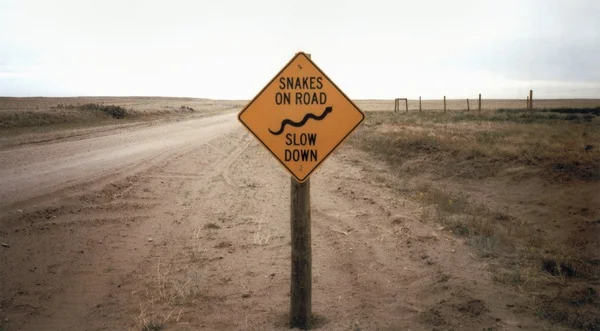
[0,112,238,210]
[0,110,562,330]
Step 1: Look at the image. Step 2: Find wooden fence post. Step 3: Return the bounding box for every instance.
[529,90,533,111]
[478,94,481,113]
[443,96,446,113]
[419,96,422,112]
[467,99,470,111]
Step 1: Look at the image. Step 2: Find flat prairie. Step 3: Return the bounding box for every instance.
[0,97,598,330]
[356,98,600,111]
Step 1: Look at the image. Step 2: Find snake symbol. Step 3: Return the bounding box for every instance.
[268,106,333,136]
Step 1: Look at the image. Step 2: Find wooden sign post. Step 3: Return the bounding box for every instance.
[238,52,364,330]
[290,176,311,328]
[290,53,312,330]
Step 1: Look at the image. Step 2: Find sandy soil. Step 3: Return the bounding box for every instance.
[0,101,590,330]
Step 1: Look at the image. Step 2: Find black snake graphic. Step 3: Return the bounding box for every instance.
[268,106,333,136]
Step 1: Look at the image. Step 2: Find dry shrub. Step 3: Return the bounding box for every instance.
[537,285,600,330]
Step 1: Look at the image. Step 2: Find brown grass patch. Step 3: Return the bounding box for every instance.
[356,111,600,181]
[351,109,600,329]
[0,97,245,129]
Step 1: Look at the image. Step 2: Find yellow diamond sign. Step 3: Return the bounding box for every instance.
[238,52,365,182]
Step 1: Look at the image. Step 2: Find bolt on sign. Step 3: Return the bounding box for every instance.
[238,52,365,182]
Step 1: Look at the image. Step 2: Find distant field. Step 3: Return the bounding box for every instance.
[0,97,245,128]
[1,96,600,129]
[356,98,600,112]
[0,96,245,113]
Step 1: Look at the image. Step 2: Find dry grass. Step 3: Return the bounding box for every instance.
[356,110,600,181]
[351,108,600,330]
[57,103,128,119]
[355,98,600,112]
[537,286,600,330]
[202,222,221,230]
[130,257,203,329]
[0,97,245,129]
[130,225,212,330]
[252,219,271,246]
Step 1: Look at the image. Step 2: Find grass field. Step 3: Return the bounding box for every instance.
[356,98,600,112]
[2,97,600,129]
[350,106,600,330]
[0,97,245,128]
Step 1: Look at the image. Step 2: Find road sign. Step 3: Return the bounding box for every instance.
[238,52,365,182]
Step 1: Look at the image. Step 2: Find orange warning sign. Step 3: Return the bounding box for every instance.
[238,52,365,182]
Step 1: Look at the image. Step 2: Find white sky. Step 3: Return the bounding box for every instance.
[1,0,599,99]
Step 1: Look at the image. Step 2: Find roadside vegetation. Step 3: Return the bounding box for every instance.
[56,103,128,119]
[352,108,600,330]
[0,97,243,129]
[0,103,132,128]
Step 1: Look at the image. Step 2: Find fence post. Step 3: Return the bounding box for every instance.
[443,96,446,113]
[529,90,533,111]
[478,94,481,113]
[419,96,422,112]
[405,99,408,113]
[467,98,470,111]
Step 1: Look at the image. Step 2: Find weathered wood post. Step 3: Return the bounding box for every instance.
[529,90,533,111]
[443,96,446,113]
[405,98,408,113]
[289,53,313,330]
[467,98,470,111]
[290,177,311,329]
[478,93,482,113]
[419,96,422,112]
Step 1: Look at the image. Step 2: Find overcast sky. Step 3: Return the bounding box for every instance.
[1,0,599,99]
